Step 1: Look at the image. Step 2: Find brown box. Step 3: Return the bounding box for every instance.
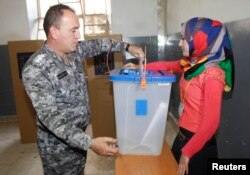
[85,34,123,138]
[8,40,43,143]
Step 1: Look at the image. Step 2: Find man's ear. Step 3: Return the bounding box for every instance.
[49,26,59,39]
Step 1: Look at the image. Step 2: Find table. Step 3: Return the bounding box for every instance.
[115,141,178,175]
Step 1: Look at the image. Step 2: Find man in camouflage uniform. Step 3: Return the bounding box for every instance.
[22,4,144,175]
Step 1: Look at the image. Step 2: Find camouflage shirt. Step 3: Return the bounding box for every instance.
[22,38,127,150]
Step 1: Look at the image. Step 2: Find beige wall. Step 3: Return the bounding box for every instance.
[0,0,30,45]
[167,0,250,34]
[111,0,158,37]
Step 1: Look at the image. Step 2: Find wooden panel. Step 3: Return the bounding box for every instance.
[88,78,116,137]
[115,141,178,175]
[8,40,43,143]
[85,34,123,138]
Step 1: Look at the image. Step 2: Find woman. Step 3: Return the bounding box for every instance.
[125,17,234,175]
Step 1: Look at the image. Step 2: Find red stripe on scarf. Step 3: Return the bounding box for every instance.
[193,31,208,57]
[212,20,222,27]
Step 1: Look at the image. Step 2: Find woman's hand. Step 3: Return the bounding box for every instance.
[123,62,139,70]
[177,153,190,175]
[127,44,145,60]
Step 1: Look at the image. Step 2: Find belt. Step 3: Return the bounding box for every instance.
[178,127,216,144]
[178,127,193,141]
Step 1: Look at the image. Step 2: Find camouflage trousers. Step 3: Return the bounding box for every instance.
[37,128,87,175]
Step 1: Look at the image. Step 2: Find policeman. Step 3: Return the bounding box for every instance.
[22,4,145,175]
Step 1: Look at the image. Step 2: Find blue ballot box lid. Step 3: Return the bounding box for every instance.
[109,69,176,83]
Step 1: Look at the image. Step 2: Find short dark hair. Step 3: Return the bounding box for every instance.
[43,4,75,37]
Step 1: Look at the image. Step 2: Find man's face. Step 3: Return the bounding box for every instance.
[56,9,80,53]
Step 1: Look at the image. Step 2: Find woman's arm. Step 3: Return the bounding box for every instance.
[147,60,183,73]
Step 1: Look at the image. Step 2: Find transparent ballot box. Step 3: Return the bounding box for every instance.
[109,69,176,155]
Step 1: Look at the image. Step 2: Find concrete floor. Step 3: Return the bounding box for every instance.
[0,115,178,175]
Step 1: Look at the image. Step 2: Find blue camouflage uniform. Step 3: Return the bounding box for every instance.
[22,39,127,175]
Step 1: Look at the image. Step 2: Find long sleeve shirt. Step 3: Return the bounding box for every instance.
[146,61,225,158]
[22,39,127,151]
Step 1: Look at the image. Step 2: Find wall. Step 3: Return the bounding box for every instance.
[167,0,250,34]
[217,18,250,158]
[111,0,157,37]
[0,0,31,115]
[111,0,159,64]
[0,45,16,115]
[0,0,30,45]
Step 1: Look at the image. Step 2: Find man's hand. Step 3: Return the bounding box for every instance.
[89,137,118,157]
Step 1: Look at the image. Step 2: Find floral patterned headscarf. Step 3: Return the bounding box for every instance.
[180,17,234,92]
